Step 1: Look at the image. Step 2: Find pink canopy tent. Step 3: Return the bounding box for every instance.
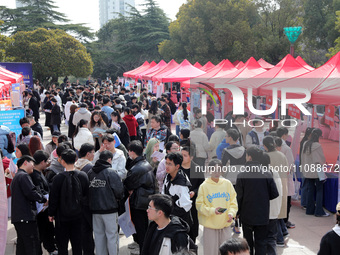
[201,61,216,72]
[0,67,23,83]
[123,61,149,78]
[232,54,311,94]
[154,59,206,83]
[235,61,245,69]
[296,56,315,71]
[232,60,240,66]
[146,60,179,81]
[193,62,202,69]
[257,58,274,70]
[136,60,167,79]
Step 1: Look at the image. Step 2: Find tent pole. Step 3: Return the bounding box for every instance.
[311,105,314,128]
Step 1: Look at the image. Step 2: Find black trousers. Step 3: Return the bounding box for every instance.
[14,221,40,255]
[55,218,82,255]
[81,206,95,255]
[36,210,57,253]
[242,223,268,255]
[284,196,292,223]
[131,208,148,251]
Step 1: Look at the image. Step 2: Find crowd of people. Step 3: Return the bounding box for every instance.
[1,78,339,255]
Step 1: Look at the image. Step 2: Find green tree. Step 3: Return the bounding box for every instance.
[6,28,93,83]
[0,0,93,42]
[327,10,340,57]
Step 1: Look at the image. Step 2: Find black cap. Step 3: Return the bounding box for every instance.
[52,131,61,137]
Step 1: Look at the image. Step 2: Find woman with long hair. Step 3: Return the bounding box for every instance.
[147,100,162,130]
[177,102,193,130]
[28,136,43,156]
[301,128,328,217]
[142,98,149,110]
[110,111,130,148]
[73,119,95,151]
[68,104,78,139]
[88,111,108,151]
[15,144,31,159]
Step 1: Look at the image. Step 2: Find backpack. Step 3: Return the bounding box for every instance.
[6,132,16,154]
[60,171,83,217]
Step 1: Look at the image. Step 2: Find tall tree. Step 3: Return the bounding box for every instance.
[6,28,93,83]
[0,0,93,42]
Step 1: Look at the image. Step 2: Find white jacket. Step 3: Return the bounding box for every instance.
[64,101,73,121]
[190,128,210,158]
[209,128,226,158]
[73,127,94,150]
[269,170,283,219]
[92,148,127,180]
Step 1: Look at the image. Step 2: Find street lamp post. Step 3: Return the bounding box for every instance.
[283,26,302,57]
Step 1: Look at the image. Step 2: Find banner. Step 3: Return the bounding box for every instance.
[0,109,25,137]
[288,105,301,119]
[0,62,33,88]
[0,100,12,111]
[325,105,335,127]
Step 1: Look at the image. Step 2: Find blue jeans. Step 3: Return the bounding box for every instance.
[266,219,277,255]
[176,125,180,137]
[305,178,326,216]
[300,177,308,207]
[276,219,288,243]
[52,124,59,132]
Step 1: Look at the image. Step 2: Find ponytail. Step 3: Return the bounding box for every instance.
[182,102,188,121]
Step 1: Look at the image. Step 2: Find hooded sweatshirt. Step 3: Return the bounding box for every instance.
[74,158,93,173]
[44,158,64,184]
[245,128,269,149]
[196,177,238,229]
[216,138,230,160]
[123,114,138,136]
[221,144,246,185]
[88,159,124,214]
[72,107,92,126]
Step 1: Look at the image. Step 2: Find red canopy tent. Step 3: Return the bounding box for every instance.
[154,59,206,83]
[296,56,315,71]
[257,58,274,70]
[235,61,245,69]
[232,60,240,66]
[123,61,157,78]
[145,60,179,81]
[0,67,23,83]
[201,61,216,72]
[232,54,311,94]
[193,62,202,69]
[136,60,167,79]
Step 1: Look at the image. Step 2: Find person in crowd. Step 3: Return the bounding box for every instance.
[194,109,207,133]
[236,147,279,255]
[88,111,108,151]
[28,136,43,156]
[73,119,95,152]
[31,150,58,255]
[189,120,209,167]
[123,107,139,141]
[162,152,192,228]
[174,103,182,136]
[132,103,148,144]
[318,202,340,255]
[50,98,61,133]
[64,97,73,125]
[92,133,127,180]
[141,194,193,255]
[0,125,14,159]
[27,91,40,122]
[245,119,269,149]
[177,102,193,131]
[75,143,95,173]
[216,134,230,160]
[68,104,78,139]
[110,111,130,148]
[219,238,250,255]
[144,138,163,179]
[27,115,44,139]
[49,135,69,160]
[145,115,169,146]
[141,98,149,111]
[88,150,124,255]
[17,127,35,145]
[43,95,54,132]
[160,98,171,130]
[276,127,295,229]
[15,143,31,159]
[48,149,89,255]
[209,123,227,159]
[147,100,162,130]
[72,103,92,126]
[101,97,114,121]
[179,129,193,147]
[196,159,238,255]
[11,155,47,255]
[180,145,204,243]
[45,131,60,155]
[124,140,156,252]
[156,141,180,191]
[301,128,329,217]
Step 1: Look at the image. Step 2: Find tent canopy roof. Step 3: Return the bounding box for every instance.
[257,58,274,69]
[137,60,167,79]
[149,60,179,81]
[296,56,315,71]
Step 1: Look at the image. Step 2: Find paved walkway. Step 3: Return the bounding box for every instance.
[5,113,336,254]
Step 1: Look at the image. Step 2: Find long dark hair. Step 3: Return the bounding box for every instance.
[182,102,188,121]
[143,99,149,110]
[149,100,158,115]
[73,119,88,137]
[16,144,31,157]
[303,128,322,154]
[263,136,276,152]
[89,111,104,128]
[111,111,122,123]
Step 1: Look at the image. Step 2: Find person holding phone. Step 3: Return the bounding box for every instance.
[196,159,238,255]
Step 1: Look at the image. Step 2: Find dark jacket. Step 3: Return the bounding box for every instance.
[31,122,44,139]
[68,113,76,138]
[30,169,49,195]
[318,228,340,255]
[109,120,130,149]
[124,156,155,210]
[50,104,61,125]
[88,159,124,214]
[43,101,52,127]
[44,158,65,185]
[29,96,40,120]
[235,161,279,226]
[221,144,246,184]
[141,216,190,255]
[48,170,89,222]
[11,169,47,223]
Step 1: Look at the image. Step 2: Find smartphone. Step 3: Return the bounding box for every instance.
[218,208,227,213]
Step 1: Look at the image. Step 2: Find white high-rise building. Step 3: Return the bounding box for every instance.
[99,0,135,27]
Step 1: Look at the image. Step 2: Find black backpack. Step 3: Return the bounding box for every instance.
[60,171,82,217]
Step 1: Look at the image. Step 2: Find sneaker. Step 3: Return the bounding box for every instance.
[302,206,306,210]
[315,213,330,217]
[286,221,295,229]
[276,242,285,247]
[130,248,140,255]
[128,242,139,249]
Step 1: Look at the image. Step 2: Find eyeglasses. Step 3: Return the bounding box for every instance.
[147,205,158,211]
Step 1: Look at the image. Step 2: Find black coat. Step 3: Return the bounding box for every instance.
[43,101,52,127]
[124,156,155,210]
[29,96,40,120]
[50,104,61,125]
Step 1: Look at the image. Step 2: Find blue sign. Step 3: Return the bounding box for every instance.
[0,109,25,138]
[0,62,33,88]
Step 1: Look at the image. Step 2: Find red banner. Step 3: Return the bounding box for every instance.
[228,94,233,106]
[288,105,301,119]
[325,105,335,126]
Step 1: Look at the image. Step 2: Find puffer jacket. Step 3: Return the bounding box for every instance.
[0,125,13,158]
[124,156,156,210]
[88,159,124,214]
[73,127,95,150]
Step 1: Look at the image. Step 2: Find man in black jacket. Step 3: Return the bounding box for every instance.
[11,155,47,255]
[28,91,40,122]
[124,140,156,251]
[88,150,124,255]
[142,194,191,255]
[236,147,279,255]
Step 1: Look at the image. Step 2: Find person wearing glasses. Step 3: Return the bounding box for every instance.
[141,194,194,255]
